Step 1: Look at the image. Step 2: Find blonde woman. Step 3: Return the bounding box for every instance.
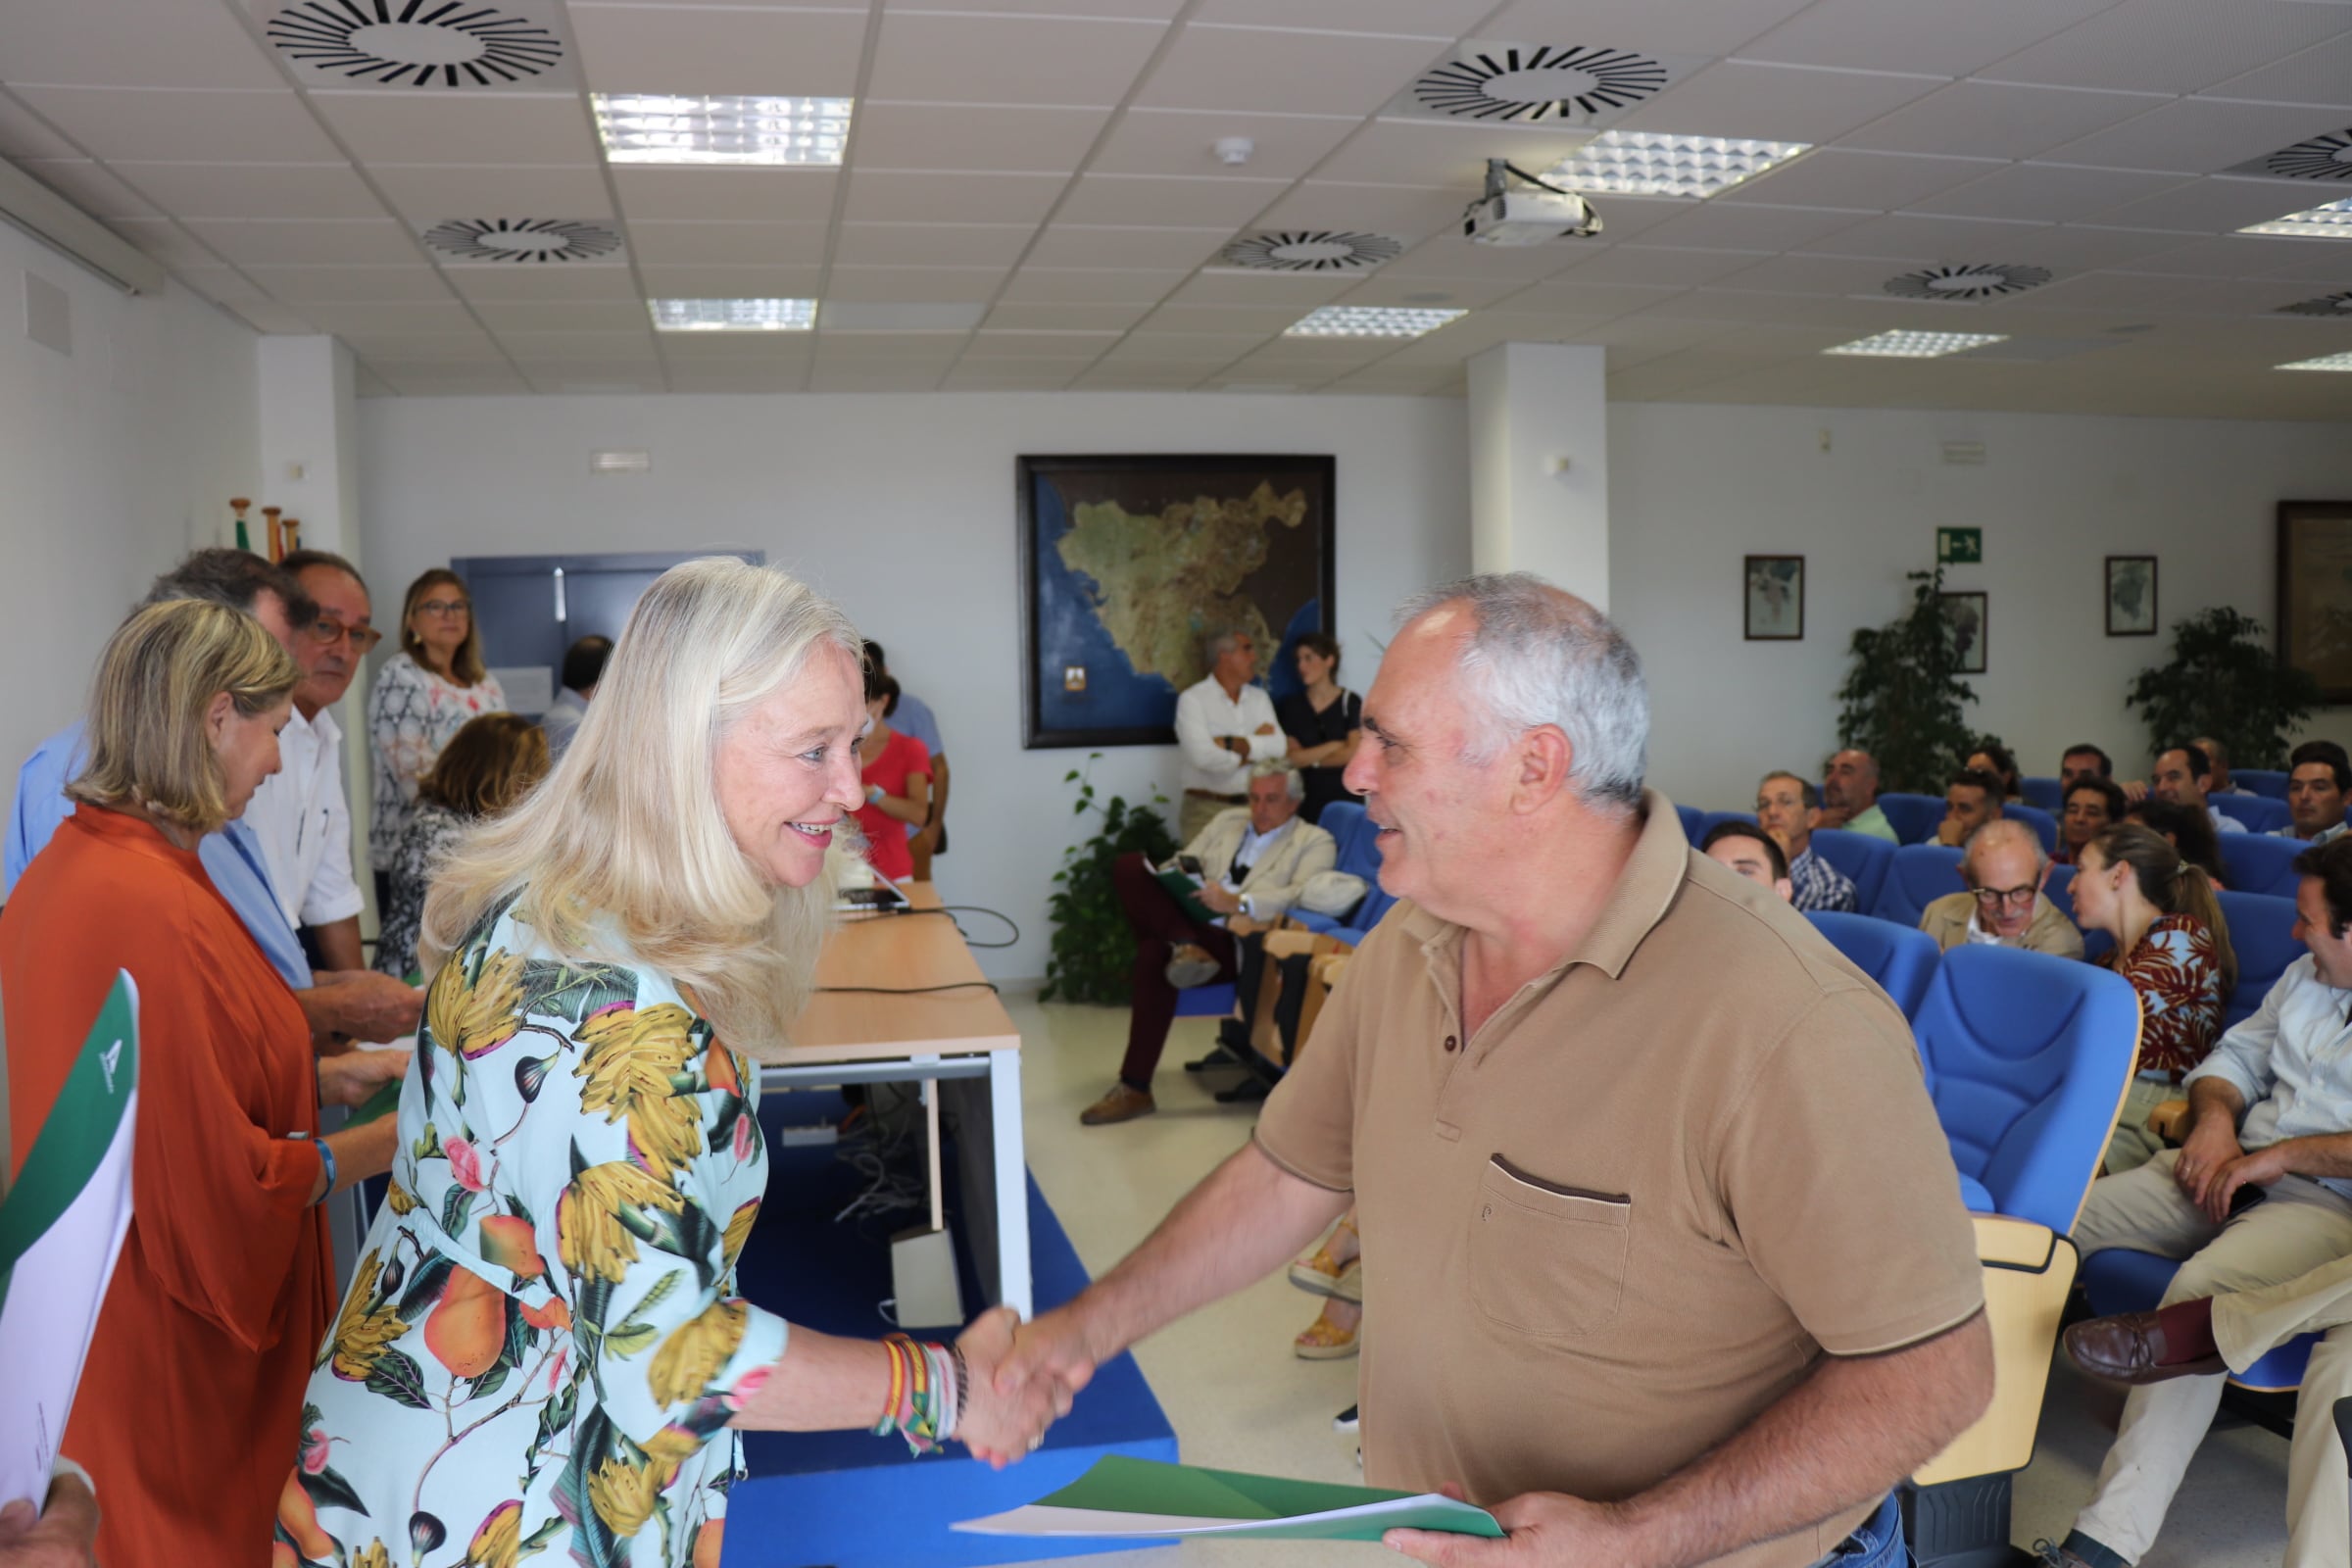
[285,561,1057,1568]
[2,601,397,1566]
[368,568,507,901]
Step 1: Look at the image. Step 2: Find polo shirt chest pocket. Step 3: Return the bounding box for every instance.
[1472,1154,1631,1340]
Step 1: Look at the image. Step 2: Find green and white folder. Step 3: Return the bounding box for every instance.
[955,1455,1504,1543]
[0,972,139,1513]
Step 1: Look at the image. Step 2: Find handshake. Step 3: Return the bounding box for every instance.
[945,1304,1103,1469]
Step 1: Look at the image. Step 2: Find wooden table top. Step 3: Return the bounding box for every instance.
[754,883,1020,1066]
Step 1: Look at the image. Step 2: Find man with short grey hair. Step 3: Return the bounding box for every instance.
[1171,629,1284,844]
[1010,571,1991,1568]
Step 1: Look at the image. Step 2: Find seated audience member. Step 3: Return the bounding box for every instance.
[539,633,610,758]
[854,668,930,885]
[1755,770,1857,911]
[2061,743,2115,792]
[1936,767,2005,847]
[1,600,399,1566]
[1967,740,2024,802]
[2067,822,2234,1174]
[2057,778,2129,866]
[2190,735,2253,796]
[2036,837,2352,1568]
[1701,819,1793,901]
[1082,764,1335,1126]
[1277,632,1363,824]
[2126,797,2229,888]
[2278,739,2349,844]
[1920,818,2084,958]
[2151,743,2246,836]
[1818,747,1898,842]
[864,640,950,876]
[374,712,550,981]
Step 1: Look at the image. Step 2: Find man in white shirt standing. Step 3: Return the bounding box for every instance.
[1172,630,1285,845]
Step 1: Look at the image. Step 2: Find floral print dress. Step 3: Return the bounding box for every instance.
[284,890,785,1568]
[369,653,507,872]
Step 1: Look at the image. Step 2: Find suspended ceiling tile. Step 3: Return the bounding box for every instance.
[665,368,810,392]
[1055,172,1289,227]
[623,220,830,265]
[980,301,1154,330]
[940,367,1084,389]
[1023,224,1233,269]
[486,329,659,362]
[1613,62,1943,145]
[1986,0,2352,96]
[995,267,1192,303]
[1729,149,2001,212]
[1102,330,1270,362]
[1714,252,1923,296]
[2203,31,2352,111]
[0,0,284,90]
[1248,180,1467,240]
[634,263,824,296]
[566,4,868,97]
[1838,80,2171,163]
[1484,0,1815,57]
[443,264,643,299]
[1333,272,1530,307]
[851,104,1112,173]
[0,93,80,160]
[308,92,602,168]
[1794,211,2049,263]
[110,217,218,266]
[959,329,1118,359]
[2088,174,2330,234]
[242,263,454,301]
[1993,224,2204,270]
[9,87,339,163]
[843,171,1071,225]
[609,168,839,221]
[807,367,953,391]
[180,217,419,264]
[1382,231,1592,279]
[1132,25,1450,118]
[108,161,381,220]
[522,369,663,394]
[1090,109,1358,180]
[821,266,1009,302]
[338,332,508,361]
[1738,0,2111,77]
[833,221,1038,267]
[1550,244,1773,288]
[1630,200,1876,252]
[1310,118,1590,189]
[468,300,657,332]
[1189,0,1491,36]
[2042,98,2352,176]
[301,299,485,333]
[658,332,816,360]
[18,159,161,220]
[1136,302,1317,333]
[369,165,615,226]
[174,265,270,306]
[1912,163,2193,224]
[865,13,1167,108]
[1164,270,1357,306]
[2011,270,2204,313]
[2254,245,2352,285]
[1508,279,1687,318]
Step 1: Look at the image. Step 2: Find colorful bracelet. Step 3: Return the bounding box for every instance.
[872,1334,962,1454]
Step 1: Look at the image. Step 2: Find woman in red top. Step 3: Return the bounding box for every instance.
[855,669,931,883]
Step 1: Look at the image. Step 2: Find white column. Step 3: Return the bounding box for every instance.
[1465,342,1610,609]
[256,334,361,559]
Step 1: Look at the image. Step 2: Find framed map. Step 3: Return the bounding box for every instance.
[1017,454,1337,749]
[2279,501,2352,703]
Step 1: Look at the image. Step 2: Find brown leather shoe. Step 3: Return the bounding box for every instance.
[1080,1083,1155,1126]
[2064,1310,2226,1385]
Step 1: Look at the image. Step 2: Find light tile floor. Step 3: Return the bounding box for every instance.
[1005,994,2298,1568]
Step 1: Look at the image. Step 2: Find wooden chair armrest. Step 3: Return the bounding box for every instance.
[2147,1098,2190,1144]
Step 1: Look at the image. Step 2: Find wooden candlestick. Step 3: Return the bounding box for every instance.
[229,498,252,553]
[282,517,302,556]
[261,506,283,563]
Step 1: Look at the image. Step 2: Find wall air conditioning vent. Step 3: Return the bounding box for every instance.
[262,0,570,89]
[2278,291,2352,318]
[2229,129,2352,181]
[423,218,622,264]
[1218,231,1404,272]
[1885,264,2050,302]
[1412,45,1669,123]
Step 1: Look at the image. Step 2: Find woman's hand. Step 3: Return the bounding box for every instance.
[954,1307,1070,1467]
[318,1047,411,1107]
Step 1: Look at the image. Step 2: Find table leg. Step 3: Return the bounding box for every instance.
[988,1051,1031,1318]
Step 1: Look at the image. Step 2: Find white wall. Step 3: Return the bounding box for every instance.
[356,392,1471,980]
[1611,402,2352,814]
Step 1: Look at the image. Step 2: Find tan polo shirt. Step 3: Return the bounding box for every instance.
[1255,791,1983,1568]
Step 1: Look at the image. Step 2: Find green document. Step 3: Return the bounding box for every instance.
[346,1075,404,1128]
[1152,868,1220,927]
[955,1455,1503,1543]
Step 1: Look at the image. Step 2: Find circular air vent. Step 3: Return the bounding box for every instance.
[265,2,563,87]
[2262,131,2352,181]
[1414,46,1667,122]
[424,219,621,264]
[1220,231,1404,272]
[2279,292,2352,318]
[1885,264,2051,302]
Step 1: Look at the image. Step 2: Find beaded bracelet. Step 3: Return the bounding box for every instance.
[872,1333,962,1454]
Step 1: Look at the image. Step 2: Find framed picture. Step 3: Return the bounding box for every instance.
[2279,501,2352,703]
[2105,556,2158,637]
[1017,454,1337,749]
[1942,590,1988,674]
[1743,555,1804,640]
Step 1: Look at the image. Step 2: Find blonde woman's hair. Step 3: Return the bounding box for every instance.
[419,558,861,1051]
[399,567,488,687]
[68,599,298,836]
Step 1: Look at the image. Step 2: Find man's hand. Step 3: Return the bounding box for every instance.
[1197,886,1243,916]
[0,1469,100,1568]
[2120,780,2149,803]
[2202,1145,2290,1224]
[955,1307,1070,1468]
[1254,722,1277,737]
[307,970,425,1044]
[1934,818,1965,847]
[318,1047,412,1107]
[1227,915,1263,939]
[1386,1488,1632,1568]
[995,1305,1102,1414]
[2174,1115,2246,1211]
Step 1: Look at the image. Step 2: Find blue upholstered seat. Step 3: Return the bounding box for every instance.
[2213,794,2290,835]
[1810,828,1894,912]
[1700,809,1758,840]
[2220,833,2304,899]
[1912,945,2140,1232]
[2021,776,2064,809]
[2234,769,2289,802]
[1804,910,1939,1019]
[2083,1250,2314,1391]
[1876,793,1945,845]
[2218,891,2300,1030]
[1675,803,1705,844]
[1873,844,1965,929]
[2006,803,2058,855]
[1282,801,1397,946]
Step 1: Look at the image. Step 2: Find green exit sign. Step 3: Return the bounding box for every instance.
[1937,526,1983,564]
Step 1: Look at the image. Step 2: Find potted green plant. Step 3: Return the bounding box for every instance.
[2125,607,2320,769]
[1836,567,1980,795]
[1041,756,1178,1004]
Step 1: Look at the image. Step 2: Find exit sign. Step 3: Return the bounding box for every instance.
[1937,526,1983,564]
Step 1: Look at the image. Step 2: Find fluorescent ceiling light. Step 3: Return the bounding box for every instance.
[1544,129,1811,199]
[2278,351,2352,371]
[2239,196,2352,239]
[1823,330,2008,359]
[650,298,815,332]
[1286,306,1465,338]
[594,95,852,166]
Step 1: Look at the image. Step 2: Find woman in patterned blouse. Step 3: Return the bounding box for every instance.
[368,568,507,907]
[2070,821,2238,1175]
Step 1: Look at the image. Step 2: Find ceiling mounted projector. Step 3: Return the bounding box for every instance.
[1463,158,1602,246]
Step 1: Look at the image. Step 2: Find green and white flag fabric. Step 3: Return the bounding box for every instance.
[955,1454,1504,1543]
[0,971,138,1513]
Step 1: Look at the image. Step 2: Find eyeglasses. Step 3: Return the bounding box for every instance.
[1970,884,2039,910]
[416,599,470,618]
[305,615,383,653]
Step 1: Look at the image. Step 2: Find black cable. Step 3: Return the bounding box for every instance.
[1503,161,1574,196]
[814,980,1000,995]
[872,903,1021,949]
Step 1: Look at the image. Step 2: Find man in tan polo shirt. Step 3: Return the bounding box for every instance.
[1001,573,1991,1568]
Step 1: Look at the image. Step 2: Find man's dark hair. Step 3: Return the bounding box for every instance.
[139,547,316,629]
[1948,767,2000,800]
[2290,739,2352,794]
[2065,778,2129,823]
[1968,740,2020,795]
[2162,743,2213,782]
[1701,819,1788,881]
[2295,836,2352,938]
[279,548,366,590]
[562,634,613,693]
[2062,743,2112,777]
[2125,798,2225,884]
[863,639,888,673]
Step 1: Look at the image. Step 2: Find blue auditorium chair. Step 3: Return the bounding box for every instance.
[2021,776,2064,809]
[1282,802,1396,947]
[1699,809,1757,840]
[2221,832,2305,899]
[1873,844,1964,928]
[1804,910,1937,1019]
[1810,828,1894,912]
[2235,769,2288,801]
[2005,803,2058,855]
[2217,890,2300,1030]
[1675,803,1705,844]
[1876,792,1945,845]
[2212,794,2290,835]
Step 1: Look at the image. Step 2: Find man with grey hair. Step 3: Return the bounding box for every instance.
[1918,817,2083,957]
[1012,572,1991,1567]
[1171,629,1285,845]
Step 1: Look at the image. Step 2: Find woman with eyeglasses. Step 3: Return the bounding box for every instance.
[368,569,508,909]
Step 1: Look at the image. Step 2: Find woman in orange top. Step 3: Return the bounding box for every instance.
[0,600,397,1563]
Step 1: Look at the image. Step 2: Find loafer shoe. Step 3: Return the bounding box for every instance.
[1080,1084,1155,1126]
[1165,945,1223,989]
[2064,1311,2226,1385]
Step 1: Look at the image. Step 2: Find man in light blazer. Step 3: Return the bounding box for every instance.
[1082,764,1337,1125]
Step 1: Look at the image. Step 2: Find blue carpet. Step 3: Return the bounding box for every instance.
[724,1093,1178,1567]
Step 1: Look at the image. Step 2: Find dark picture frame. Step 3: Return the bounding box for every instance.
[1743,555,1804,640]
[2278,501,2352,703]
[1942,590,1988,674]
[1016,454,1337,749]
[2105,555,2158,637]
